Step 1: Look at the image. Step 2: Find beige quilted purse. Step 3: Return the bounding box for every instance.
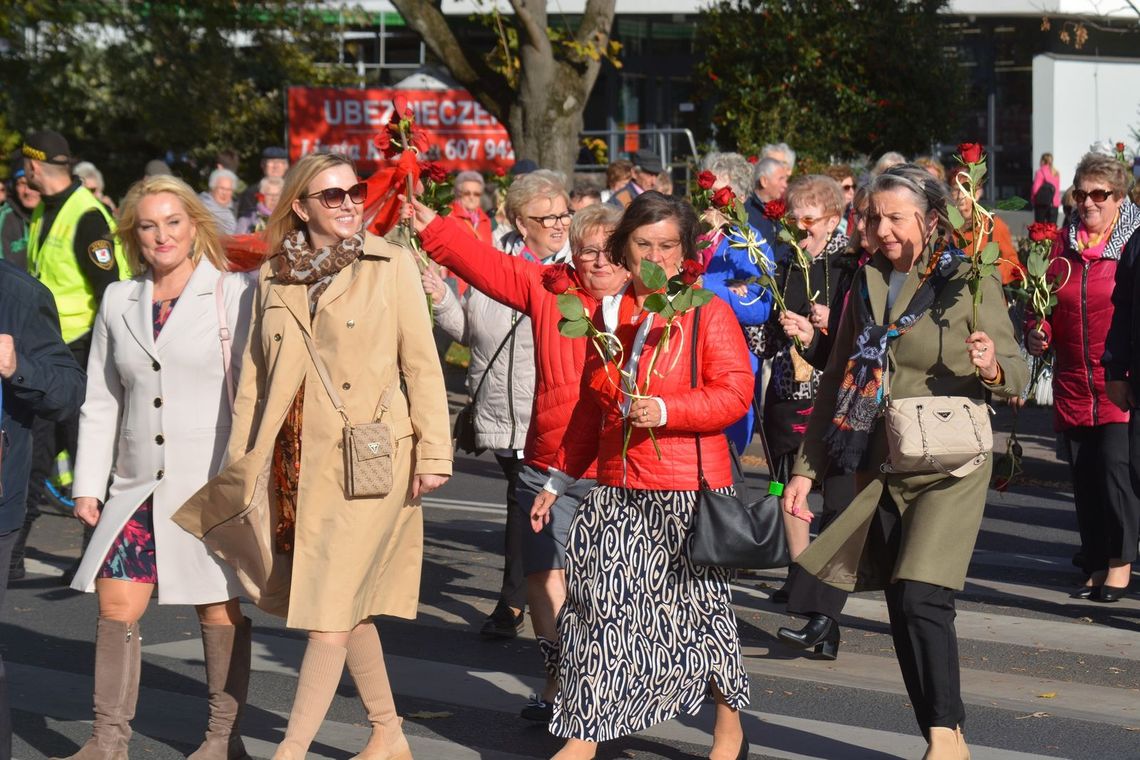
[880,362,993,478]
[304,333,397,498]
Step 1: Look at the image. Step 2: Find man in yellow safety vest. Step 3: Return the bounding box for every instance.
[12,130,128,583]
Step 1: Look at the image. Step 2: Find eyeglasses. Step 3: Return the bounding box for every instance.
[457,190,482,198]
[575,247,612,263]
[1073,188,1114,204]
[527,212,573,228]
[841,183,855,191]
[791,214,834,229]
[303,182,368,209]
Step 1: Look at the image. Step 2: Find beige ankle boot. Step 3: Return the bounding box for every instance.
[955,726,971,760]
[345,624,411,760]
[272,639,348,760]
[52,619,141,760]
[920,727,959,760]
[189,617,252,759]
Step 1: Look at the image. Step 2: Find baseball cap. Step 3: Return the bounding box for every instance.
[632,149,663,174]
[22,130,71,165]
[262,146,288,160]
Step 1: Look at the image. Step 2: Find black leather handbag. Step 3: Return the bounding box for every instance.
[688,306,791,570]
[453,317,523,456]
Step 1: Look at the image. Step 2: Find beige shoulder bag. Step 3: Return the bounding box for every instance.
[303,332,398,498]
[880,357,993,478]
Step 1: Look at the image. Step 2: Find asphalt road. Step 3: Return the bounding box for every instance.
[4,400,1139,760]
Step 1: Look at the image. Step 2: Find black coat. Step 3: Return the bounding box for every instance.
[0,260,85,532]
[1102,229,1140,398]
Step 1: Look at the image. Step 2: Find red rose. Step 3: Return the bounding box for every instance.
[696,171,716,190]
[494,166,507,177]
[958,142,984,164]
[1116,142,1126,153]
[1027,222,1059,242]
[763,198,787,221]
[425,163,449,184]
[747,155,759,164]
[373,130,391,152]
[711,186,736,209]
[542,264,573,295]
[410,130,429,153]
[679,259,704,286]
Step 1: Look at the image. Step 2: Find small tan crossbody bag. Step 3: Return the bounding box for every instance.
[879,357,993,478]
[303,332,398,498]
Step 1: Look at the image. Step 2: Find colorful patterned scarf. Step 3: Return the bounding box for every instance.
[276,229,365,310]
[823,245,961,473]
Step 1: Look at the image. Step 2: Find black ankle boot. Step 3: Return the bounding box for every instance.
[777,615,840,660]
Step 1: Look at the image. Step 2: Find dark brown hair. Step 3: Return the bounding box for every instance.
[606,190,700,269]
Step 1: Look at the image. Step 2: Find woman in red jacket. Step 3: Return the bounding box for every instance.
[531,192,754,760]
[1029,152,1140,602]
[408,200,629,722]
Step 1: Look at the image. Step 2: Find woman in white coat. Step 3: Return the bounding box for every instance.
[60,176,255,760]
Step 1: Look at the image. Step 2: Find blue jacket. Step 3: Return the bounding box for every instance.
[0,261,84,533]
[702,226,776,326]
[745,193,792,265]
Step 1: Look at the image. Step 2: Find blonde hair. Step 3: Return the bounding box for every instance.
[505,170,568,231]
[914,156,947,183]
[264,152,356,255]
[117,175,228,275]
[786,175,845,218]
[569,203,621,251]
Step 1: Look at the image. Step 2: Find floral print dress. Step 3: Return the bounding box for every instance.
[98,297,178,583]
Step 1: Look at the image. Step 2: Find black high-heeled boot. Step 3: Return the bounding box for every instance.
[777,615,840,660]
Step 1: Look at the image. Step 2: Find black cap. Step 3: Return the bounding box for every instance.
[632,148,663,174]
[510,159,538,176]
[22,130,71,165]
[262,146,288,160]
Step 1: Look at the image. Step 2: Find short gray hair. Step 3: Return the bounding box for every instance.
[208,167,238,190]
[505,170,568,229]
[700,152,753,199]
[762,142,796,170]
[1074,152,1131,197]
[258,176,284,193]
[752,157,786,191]
[870,151,907,177]
[569,203,621,251]
[454,170,484,189]
[73,161,104,194]
[868,163,953,238]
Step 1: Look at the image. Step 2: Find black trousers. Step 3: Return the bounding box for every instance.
[876,492,965,735]
[494,453,528,611]
[1063,423,1140,573]
[787,468,856,620]
[28,334,89,504]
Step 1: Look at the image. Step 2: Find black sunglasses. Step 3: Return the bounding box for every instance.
[1073,188,1114,204]
[304,182,368,209]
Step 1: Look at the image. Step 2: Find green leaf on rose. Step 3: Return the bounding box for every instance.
[691,288,715,307]
[640,260,668,291]
[643,293,670,313]
[995,196,1027,211]
[560,317,591,338]
[1027,256,1047,278]
[948,205,965,230]
[980,242,1001,265]
[557,293,586,321]
[672,289,693,312]
[968,162,986,188]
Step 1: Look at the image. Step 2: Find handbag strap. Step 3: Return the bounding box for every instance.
[302,331,395,427]
[215,273,235,414]
[691,306,784,495]
[470,313,524,402]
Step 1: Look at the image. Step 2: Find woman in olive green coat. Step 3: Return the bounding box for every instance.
[782,164,1027,760]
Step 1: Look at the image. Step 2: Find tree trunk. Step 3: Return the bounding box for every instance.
[508,62,587,177]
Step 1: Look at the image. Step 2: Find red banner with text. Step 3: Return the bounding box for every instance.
[287,87,515,174]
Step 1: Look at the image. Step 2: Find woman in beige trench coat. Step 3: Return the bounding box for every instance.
[174,153,452,760]
[782,164,1027,760]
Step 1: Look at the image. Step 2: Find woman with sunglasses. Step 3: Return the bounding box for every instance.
[1032,152,1140,603]
[759,175,859,604]
[175,152,452,760]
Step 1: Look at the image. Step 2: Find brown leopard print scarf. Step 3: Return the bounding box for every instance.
[276,229,365,310]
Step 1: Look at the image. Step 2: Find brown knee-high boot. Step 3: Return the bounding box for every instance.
[272,639,347,760]
[345,624,411,760]
[189,617,252,760]
[53,618,141,760]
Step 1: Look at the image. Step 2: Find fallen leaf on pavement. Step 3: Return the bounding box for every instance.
[1037,692,1057,699]
[1015,711,1050,719]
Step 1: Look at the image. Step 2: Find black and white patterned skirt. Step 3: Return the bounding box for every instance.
[549,485,750,742]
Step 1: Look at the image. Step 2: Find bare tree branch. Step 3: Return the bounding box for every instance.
[389,0,479,82]
[508,0,553,57]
